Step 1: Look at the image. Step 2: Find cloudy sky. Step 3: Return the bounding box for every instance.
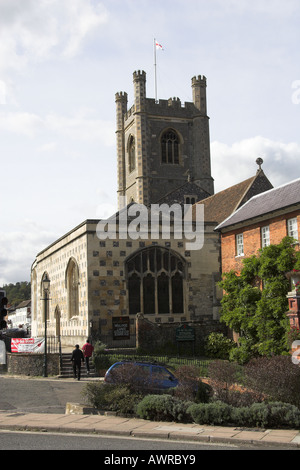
[0,0,299,285]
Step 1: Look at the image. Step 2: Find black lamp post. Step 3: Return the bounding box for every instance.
[42,274,50,377]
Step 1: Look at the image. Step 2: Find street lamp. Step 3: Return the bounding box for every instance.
[42,274,50,377]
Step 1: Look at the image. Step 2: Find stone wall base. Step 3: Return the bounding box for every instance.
[6,353,60,376]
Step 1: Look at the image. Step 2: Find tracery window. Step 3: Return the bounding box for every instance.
[161,129,180,164]
[126,247,185,315]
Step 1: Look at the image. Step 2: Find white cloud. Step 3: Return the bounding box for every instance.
[0,109,115,145]
[0,221,58,285]
[223,0,299,16]
[0,0,109,74]
[62,0,109,58]
[45,112,115,145]
[211,136,300,192]
[37,142,57,153]
[0,111,43,137]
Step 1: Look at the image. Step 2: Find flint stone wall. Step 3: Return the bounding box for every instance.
[6,353,60,376]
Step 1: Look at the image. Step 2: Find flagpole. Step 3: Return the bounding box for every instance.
[154,38,157,102]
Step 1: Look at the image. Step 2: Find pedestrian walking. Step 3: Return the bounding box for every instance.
[82,339,94,374]
[71,344,84,380]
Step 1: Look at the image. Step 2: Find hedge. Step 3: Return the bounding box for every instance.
[187,401,300,429]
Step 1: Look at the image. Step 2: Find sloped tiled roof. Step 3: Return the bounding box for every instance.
[216,177,300,231]
[193,170,273,224]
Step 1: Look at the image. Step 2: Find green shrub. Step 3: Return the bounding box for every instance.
[188,401,232,425]
[81,382,142,415]
[230,405,251,427]
[105,386,143,415]
[82,382,115,409]
[233,402,300,429]
[91,341,112,373]
[136,394,192,423]
[205,333,236,360]
[194,381,213,404]
[188,401,300,429]
[229,340,256,364]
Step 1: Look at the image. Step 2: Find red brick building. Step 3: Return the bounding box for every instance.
[215,177,300,275]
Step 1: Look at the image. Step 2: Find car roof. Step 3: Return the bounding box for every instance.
[112,361,169,368]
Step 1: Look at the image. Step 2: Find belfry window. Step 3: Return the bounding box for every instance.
[126,247,185,315]
[128,136,136,172]
[161,130,180,164]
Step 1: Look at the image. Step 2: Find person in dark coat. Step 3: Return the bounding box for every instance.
[71,344,84,380]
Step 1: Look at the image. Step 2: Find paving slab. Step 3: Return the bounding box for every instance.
[231,430,269,441]
[0,411,299,448]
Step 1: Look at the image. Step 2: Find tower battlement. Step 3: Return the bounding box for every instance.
[115,91,128,101]
[191,75,207,85]
[133,70,146,81]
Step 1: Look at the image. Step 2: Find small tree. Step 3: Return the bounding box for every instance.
[219,237,300,362]
[91,341,112,374]
[205,332,237,360]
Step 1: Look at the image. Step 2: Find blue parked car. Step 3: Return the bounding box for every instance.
[104,361,179,392]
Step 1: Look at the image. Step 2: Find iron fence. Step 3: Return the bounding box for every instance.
[46,335,61,354]
[103,352,211,372]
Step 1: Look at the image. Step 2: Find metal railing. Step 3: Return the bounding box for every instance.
[103,352,211,371]
[46,335,61,354]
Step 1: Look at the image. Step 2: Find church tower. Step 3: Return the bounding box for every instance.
[115,70,214,208]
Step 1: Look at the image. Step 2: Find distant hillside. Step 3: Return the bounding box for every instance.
[0,282,31,306]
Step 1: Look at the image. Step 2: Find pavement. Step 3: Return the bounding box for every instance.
[0,376,300,449]
[1,409,300,448]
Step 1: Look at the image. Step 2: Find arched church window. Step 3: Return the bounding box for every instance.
[161,129,180,164]
[65,258,79,319]
[126,247,185,315]
[128,135,136,172]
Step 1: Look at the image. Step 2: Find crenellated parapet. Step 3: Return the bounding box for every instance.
[115,91,128,102]
[191,75,207,86]
[133,70,146,81]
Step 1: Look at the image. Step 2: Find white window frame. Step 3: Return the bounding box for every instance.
[236,233,244,257]
[287,218,298,241]
[261,225,270,248]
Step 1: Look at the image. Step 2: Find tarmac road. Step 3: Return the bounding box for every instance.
[1,375,300,450]
[0,430,241,451]
[0,375,87,414]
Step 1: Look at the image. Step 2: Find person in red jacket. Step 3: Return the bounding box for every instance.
[82,339,94,374]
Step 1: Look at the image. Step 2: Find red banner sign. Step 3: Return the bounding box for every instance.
[11,338,45,353]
